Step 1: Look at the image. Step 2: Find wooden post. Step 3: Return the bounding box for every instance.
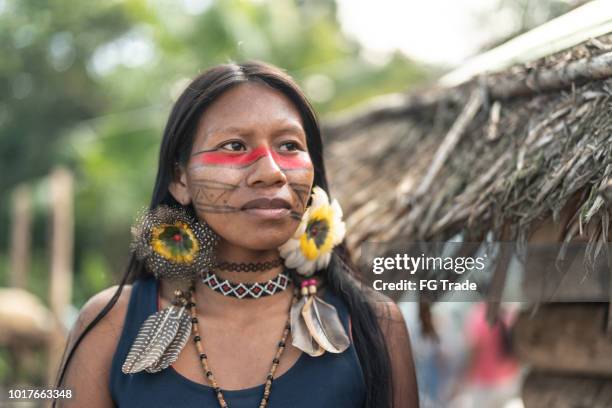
[47,167,74,385]
[9,184,32,289]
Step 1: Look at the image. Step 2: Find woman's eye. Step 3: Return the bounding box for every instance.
[219,141,246,152]
[279,141,302,152]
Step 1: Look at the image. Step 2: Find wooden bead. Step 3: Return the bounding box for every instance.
[187,288,296,408]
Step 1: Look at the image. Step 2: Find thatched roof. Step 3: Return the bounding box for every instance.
[324,34,612,261]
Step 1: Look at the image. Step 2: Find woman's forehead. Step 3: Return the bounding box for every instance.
[196,82,305,138]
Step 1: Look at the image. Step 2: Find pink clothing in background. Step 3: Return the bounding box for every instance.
[466,303,519,385]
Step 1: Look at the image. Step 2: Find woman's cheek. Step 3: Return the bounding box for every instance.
[188,168,244,215]
[286,165,315,213]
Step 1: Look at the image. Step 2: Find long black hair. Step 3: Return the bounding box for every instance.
[54,61,392,407]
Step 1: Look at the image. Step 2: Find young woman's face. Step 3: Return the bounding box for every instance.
[176,82,315,251]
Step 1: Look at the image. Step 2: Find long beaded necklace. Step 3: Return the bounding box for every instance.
[186,281,298,408]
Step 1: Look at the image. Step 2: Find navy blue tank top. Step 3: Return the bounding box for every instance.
[110,275,366,407]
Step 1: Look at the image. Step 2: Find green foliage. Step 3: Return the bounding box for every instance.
[74,251,112,306]
[0,1,133,190]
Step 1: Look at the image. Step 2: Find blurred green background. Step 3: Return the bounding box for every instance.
[0,0,579,387]
[0,0,432,307]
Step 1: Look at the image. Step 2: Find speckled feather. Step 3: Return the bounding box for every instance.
[122,305,192,374]
[148,307,192,372]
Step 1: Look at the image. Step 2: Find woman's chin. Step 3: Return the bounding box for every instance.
[202,212,300,252]
[222,232,293,252]
[244,237,292,252]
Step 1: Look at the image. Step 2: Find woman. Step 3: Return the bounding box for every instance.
[54,61,418,407]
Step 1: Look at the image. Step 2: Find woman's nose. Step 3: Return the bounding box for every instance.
[246,147,288,188]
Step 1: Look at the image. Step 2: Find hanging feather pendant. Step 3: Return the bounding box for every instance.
[289,278,350,356]
[122,304,192,374]
[290,297,324,357]
[148,306,192,372]
[301,296,350,354]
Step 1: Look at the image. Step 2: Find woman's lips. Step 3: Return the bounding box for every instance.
[240,198,292,219]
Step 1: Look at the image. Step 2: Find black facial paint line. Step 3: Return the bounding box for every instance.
[289,211,303,220]
[192,179,240,207]
[191,179,310,217]
[288,190,307,213]
[288,182,311,209]
[288,182,311,193]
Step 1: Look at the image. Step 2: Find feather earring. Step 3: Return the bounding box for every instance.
[122,205,218,375]
[290,278,350,357]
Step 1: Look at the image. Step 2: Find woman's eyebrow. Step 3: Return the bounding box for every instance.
[205,126,252,139]
[205,123,305,139]
[272,124,306,137]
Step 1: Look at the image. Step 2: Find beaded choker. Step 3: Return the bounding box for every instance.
[201,271,290,299]
[215,258,283,272]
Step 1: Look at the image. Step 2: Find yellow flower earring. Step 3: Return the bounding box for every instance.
[279,186,346,276]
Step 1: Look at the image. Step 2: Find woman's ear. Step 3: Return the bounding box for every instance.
[168,162,192,206]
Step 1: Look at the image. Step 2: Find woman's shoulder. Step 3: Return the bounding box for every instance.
[343,272,407,333]
[57,284,134,407]
[321,274,406,333]
[76,284,133,334]
[64,284,134,365]
[371,293,404,323]
[359,287,419,407]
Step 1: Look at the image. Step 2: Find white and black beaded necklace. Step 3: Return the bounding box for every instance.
[201,269,290,299]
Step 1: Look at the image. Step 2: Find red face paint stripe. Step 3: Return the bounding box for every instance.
[270,151,311,170]
[192,146,311,169]
[193,145,267,166]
